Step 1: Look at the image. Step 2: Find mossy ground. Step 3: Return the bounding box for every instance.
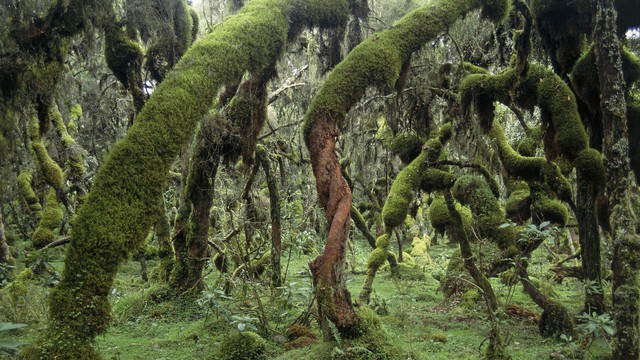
[3,234,610,359]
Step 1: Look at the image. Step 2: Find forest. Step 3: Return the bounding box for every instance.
[0,0,639,358]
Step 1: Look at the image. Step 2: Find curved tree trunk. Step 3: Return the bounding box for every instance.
[304,0,509,338]
[23,1,350,357]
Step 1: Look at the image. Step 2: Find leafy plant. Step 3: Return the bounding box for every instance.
[0,322,27,355]
[229,314,258,332]
[576,312,615,346]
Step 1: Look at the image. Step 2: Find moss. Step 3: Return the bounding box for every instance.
[217,331,267,360]
[382,125,453,230]
[428,196,472,238]
[50,103,84,183]
[17,171,42,215]
[517,126,542,156]
[530,0,590,75]
[505,181,531,223]
[539,301,574,339]
[574,148,606,190]
[480,0,512,24]
[104,23,143,87]
[32,189,63,248]
[28,116,64,193]
[189,7,199,43]
[453,175,516,250]
[389,132,423,163]
[628,98,640,180]
[349,306,401,359]
[27,1,351,358]
[531,194,568,226]
[304,0,510,140]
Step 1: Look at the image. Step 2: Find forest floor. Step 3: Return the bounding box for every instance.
[1,237,612,359]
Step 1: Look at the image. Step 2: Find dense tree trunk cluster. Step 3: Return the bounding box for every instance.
[0,0,639,358]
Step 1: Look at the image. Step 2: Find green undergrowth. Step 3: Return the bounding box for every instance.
[5,235,611,359]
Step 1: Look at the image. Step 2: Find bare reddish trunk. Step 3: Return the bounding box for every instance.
[0,212,8,264]
[307,117,359,338]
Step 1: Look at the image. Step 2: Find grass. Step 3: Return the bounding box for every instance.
[1,234,612,359]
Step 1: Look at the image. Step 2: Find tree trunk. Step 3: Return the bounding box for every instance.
[0,212,9,264]
[576,179,605,314]
[257,146,282,287]
[307,117,359,339]
[303,0,508,339]
[592,1,640,358]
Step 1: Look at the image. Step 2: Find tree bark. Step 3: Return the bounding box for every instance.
[304,0,508,339]
[257,146,283,287]
[0,212,9,264]
[592,1,640,358]
[307,117,359,338]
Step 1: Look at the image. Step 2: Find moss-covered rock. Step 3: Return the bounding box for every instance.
[539,301,574,339]
[217,331,267,360]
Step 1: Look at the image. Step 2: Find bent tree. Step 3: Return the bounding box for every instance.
[20,0,351,358]
[303,0,511,338]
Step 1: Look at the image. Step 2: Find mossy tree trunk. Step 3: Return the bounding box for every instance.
[169,120,220,293]
[304,0,510,338]
[22,1,351,357]
[256,146,283,288]
[592,1,640,358]
[0,212,9,264]
[443,191,507,359]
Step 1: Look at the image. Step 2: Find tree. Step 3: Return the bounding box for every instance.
[19,0,351,357]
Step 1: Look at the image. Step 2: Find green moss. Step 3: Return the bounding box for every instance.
[539,301,574,339]
[480,0,512,24]
[428,196,472,237]
[574,148,606,190]
[506,181,531,223]
[104,23,143,87]
[517,127,542,156]
[26,1,351,358]
[389,132,423,163]
[217,331,267,360]
[453,175,516,249]
[32,189,63,248]
[382,126,453,230]
[531,195,568,226]
[304,0,510,139]
[17,171,42,215]
[28,116,64,193]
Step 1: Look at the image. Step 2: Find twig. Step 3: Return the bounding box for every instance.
[40,236,70,250]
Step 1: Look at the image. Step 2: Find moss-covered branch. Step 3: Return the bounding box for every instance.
[22,1,348,357]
